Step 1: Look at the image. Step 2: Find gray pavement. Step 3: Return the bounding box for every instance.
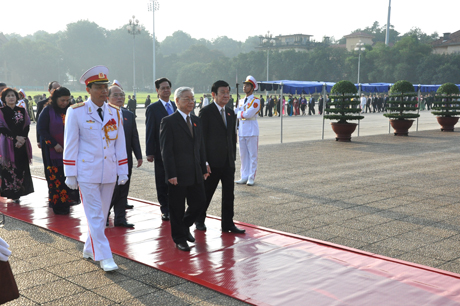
[3,108,460,305]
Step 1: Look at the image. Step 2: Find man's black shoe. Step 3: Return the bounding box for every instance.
[187,229,195,242]
[222,225,246,234]
[125,204,134,209]
[161,213,170,221]
[114,221,134,228]
[195,222,207,231]
[176,241,190,251]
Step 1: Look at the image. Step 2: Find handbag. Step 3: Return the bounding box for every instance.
[0,261,19,304]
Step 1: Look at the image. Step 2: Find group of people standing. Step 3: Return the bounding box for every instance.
[360,94,388,113]
[259,94,328,117]
[145,75,261,251]
[0,67,263,272]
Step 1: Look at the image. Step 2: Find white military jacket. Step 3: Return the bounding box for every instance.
[236,94,260,137]
[63,99,128,184]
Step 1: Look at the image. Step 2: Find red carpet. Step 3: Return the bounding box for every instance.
[1,177,460,305]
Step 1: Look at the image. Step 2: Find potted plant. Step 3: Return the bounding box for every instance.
[383,80,420,136]
[431,83,460,131]
[324,80,364,141]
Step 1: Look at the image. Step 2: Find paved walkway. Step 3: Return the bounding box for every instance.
[2,109,460,305]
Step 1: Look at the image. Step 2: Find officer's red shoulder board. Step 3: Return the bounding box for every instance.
[71,102,85,109]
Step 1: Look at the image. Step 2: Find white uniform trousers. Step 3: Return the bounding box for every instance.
[79,182,116,261]
[238,136,258,181]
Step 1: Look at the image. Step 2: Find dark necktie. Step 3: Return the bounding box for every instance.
[186,116,193,137]
[221,108,226,127]
[244,97,248,104]
[165,103,173,115]
[97,108,103,121]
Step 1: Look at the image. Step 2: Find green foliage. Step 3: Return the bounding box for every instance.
[331,80,357,94]
[431,93,460,117]
[390,80,415,94]
[437,83,460,95]
[324,90,364,123]
[384,90,420,120]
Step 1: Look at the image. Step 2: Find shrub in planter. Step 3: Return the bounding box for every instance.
[383,80,420,136]
[431,83,460,131]
[324,80,364,141]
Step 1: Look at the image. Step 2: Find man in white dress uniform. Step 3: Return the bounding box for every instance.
[63,65,129,272]
[235,75,260,186]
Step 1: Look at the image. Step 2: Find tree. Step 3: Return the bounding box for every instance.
[1,38,63,86]
[159,30,197,56]
[210,36,242,58]
[59,20,108,84]
[400,28,438,45]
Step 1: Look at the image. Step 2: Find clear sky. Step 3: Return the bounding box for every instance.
[1,0,457,42]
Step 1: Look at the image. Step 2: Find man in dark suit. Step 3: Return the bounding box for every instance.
[146,77,176,221]
[308,96,316,115]
[259,95,264,117]
[196,80,245,234]
[127,94,137,117]
[145,95,151,108]
[108,85,143,227]
[160,86,209,251]
[226,95,234,109]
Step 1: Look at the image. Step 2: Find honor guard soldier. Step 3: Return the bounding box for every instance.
[63,65,129,271]
[235,76,260,186]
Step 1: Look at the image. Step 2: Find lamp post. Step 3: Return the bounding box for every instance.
[148,0,159,86]
[127,15,141,96]
[354,40,365,84]
[263,31,276,81]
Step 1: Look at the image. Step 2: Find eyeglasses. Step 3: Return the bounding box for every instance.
[111,94,125,98]
[180,98,195,103]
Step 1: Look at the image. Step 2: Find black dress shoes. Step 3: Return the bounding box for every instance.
[222,225,246,234]
[187,229,196,242]
[176,241,190,251]
[195,222,207,231]
[161,213,170,221]
[114,221,135,228]
[125,204,134,209]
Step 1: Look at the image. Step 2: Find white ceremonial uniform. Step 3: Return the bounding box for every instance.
[360,96,366,110]
[63,99,128,261]
[203,97,209,107]
[236,94,260,181]
[16,99,26,109]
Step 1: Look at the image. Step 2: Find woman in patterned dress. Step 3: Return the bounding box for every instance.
[37,87,80,214]
[0,88,34,203]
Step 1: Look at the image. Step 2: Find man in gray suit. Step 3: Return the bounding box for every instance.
[108,85,143,227]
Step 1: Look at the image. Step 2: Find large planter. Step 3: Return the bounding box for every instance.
[436,116,459,131]
[331,122,357,142]
[389,119,414,136]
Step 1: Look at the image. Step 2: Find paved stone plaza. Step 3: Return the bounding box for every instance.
[2,108,460,305]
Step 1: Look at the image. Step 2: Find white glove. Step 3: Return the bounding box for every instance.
[0,238,11,262]
[65,176,78,190]
[118,175,129,185]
